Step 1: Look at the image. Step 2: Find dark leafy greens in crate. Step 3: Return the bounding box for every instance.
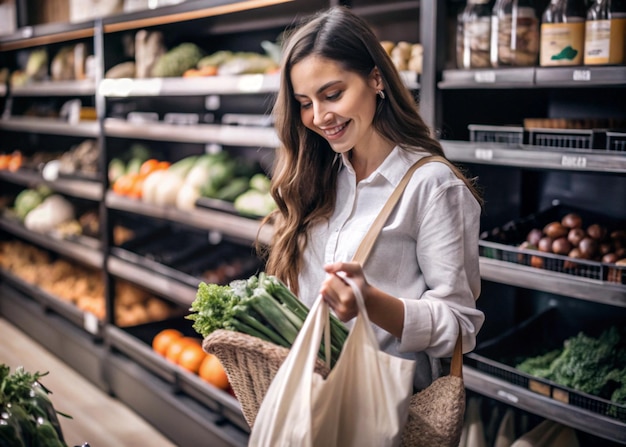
[466,306,626,422]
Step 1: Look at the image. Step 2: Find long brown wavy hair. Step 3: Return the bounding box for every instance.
[259,6,482,294]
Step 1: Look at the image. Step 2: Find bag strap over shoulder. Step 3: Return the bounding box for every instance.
[351,155,459,264]
[351,154,464,379]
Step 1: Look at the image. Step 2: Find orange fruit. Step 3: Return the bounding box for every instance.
[178,343,207,374]
[165,337,200,364]
[198,354,230,390]
[152,329,183,356]
[139,159,160,177]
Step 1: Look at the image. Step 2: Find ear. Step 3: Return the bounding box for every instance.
[369,66,384,91]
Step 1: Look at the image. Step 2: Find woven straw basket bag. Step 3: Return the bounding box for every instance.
[203,329,464,447]
[203,156,468,447]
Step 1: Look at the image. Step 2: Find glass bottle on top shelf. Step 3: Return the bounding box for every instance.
[540,0,587,66]
[584,0,626,65]
[490,0,540,66]
[457,0,494,68]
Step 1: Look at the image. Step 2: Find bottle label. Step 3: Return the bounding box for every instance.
[584,17,626,65]
[540,22,585,66]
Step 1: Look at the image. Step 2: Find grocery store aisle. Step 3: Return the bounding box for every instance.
[0,318,177,447]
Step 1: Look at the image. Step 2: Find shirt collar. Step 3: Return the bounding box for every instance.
[339,146,423,187]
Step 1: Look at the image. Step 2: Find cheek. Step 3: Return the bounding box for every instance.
[300,108,314,129]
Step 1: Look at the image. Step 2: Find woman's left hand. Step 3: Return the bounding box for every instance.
[320,262,370,322]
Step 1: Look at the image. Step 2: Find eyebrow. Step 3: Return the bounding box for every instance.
[293,80,342,98]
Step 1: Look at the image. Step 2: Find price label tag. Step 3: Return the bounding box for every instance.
[83,311,99,335]
[237,74,264,92]
[208,231,223,244]
[572,69,591,81]
[474,71,496,83]
[205,95,221,110]
[561,155,587,168]
[475,148,494,160]
[497,389,519,404]
[20,27,34,38]
[205,143,222,154]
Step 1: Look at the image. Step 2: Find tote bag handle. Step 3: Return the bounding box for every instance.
[350,154,463,378]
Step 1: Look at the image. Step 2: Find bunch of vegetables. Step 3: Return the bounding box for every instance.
[187,273,348,367]
[516,326,626,406]
[0,365,70,447]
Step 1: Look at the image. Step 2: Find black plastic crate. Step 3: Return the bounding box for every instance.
[606,131,626,152]
[175,244,262,288]
[479,202,626,285]
[116,317,249,432]
[468,124,524,146]
[527,128,594,150]
[117,226,211,266]
[466,306,626,422]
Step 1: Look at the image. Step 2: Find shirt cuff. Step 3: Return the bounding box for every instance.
[398,298,433,353]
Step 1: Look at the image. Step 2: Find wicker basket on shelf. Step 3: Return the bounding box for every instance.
[203,329,465,447]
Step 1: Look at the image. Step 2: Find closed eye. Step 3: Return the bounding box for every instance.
[326,91,342,101]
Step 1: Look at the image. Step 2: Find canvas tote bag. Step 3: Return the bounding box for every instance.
[248,271,416,446]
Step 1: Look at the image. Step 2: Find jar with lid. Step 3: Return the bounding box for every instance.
[490,0,540,66]
[584,0,626,65]
[457,0,493,68]
[540,0,587,66]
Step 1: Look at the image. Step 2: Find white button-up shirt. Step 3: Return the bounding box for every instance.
[297,146,485,389]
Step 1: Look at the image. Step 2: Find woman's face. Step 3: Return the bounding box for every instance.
[290,55,382,155]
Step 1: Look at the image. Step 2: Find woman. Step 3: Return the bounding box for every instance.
[261,6,485,390]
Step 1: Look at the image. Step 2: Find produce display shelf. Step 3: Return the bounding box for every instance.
[0,271,105,338]
[0,217,103,269]
[99,74,280,97]
[106,353,248,447]
[0,168,103,201]
[108,256,197,308]
[441,140,626,173]
[106,320,249,432]
[105,192,272,245]
[479,203,626,288]
[112,231,261,290]
[104,118,280,148]
[0,283,108,391]
[479,258,626,308]
[11,80,97,97]
[0,117,99,137]
[463,366,626,444]
[439,66,626,89]
[463,304,626,444]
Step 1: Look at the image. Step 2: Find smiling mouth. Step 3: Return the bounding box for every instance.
[322,120,350,137]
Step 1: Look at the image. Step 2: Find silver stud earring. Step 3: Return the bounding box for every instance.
[377,90,385,99]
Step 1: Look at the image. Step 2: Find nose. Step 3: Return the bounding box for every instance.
[312,101,331,127]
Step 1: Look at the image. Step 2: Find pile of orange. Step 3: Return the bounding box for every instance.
[112,158,170,199]
[0,151,23,172]
[151,328,230,391]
